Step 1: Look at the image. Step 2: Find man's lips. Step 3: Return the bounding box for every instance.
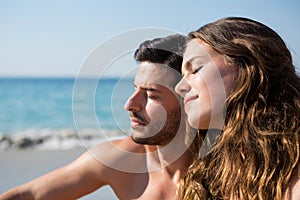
[130,117,146,126]
[184,95,198,107]
[129,112,148,126]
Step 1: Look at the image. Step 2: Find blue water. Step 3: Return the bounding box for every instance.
[0,78,134,135]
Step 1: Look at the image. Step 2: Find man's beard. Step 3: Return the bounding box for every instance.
[131,109,181,146]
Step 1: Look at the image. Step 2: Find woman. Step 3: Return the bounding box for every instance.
[175,17,300,199]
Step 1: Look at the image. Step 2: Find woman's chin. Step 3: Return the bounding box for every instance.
[188,117,203,129]
[188,117,216,130]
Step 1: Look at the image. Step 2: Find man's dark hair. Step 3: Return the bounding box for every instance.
[134,34,187,73]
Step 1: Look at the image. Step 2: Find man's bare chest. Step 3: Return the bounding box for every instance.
[111,172,177,200]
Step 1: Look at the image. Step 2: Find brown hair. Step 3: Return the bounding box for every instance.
[178,17,300,200]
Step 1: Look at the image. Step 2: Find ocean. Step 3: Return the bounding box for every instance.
[0,77,134,151]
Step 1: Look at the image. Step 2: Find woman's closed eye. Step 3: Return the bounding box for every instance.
[191,66,203,74]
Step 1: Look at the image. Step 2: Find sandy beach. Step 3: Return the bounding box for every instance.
[0,148,118,199]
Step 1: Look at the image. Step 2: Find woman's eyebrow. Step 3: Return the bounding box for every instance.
[184,55,205,64]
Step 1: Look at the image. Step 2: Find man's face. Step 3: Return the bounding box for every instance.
[124,62,182,146]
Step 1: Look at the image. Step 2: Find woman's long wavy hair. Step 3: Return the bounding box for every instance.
[178,17,300,199]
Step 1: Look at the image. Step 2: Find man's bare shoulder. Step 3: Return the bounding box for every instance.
[111,136,147,153]
[91,136,146,154]
[87,136,148,175]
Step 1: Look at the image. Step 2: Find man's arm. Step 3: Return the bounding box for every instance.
[0,149,108,200]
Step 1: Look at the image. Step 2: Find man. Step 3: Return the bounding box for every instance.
[0,34,195,200]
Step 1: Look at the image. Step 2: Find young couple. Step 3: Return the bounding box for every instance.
[1,17,299,200]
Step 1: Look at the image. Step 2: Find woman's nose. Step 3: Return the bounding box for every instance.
[175,78,190,97]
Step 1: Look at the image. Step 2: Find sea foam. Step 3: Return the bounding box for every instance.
[0,128,126,151]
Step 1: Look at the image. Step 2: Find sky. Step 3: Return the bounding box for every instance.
[0,0,299,77]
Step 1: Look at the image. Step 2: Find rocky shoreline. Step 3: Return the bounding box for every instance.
[0,128,125,151]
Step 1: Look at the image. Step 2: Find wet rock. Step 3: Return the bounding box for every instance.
[0,135,13,150]
[13,137,44,149]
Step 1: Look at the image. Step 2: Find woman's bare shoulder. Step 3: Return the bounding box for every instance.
[284,172,300,200]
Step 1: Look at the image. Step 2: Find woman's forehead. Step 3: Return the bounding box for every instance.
[184,39,212,60]
[182,39,209,72]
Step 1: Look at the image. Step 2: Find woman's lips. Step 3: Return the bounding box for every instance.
[184,95,198,107]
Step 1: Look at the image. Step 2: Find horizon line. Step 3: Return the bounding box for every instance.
[0,75,135,79]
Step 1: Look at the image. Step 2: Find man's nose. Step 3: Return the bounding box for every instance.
[175,78,190,97]
[124,90,145,112]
